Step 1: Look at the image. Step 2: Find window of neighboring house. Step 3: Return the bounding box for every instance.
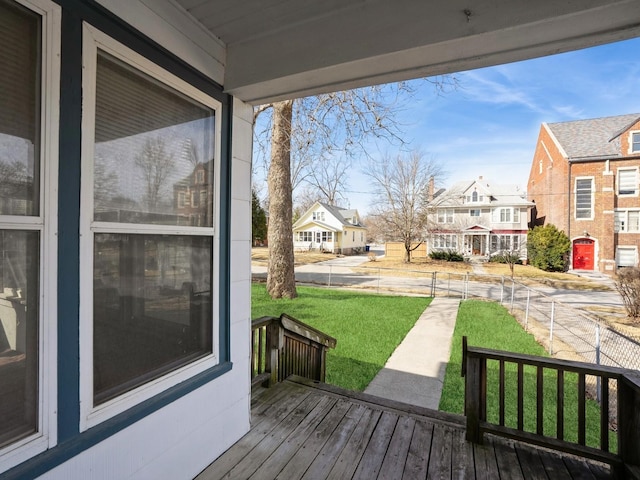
[177,192,186,208]
[297,231,312,242]
[321,231,333,242]
[312,211,325,221]
[615,210,640,232]
[575,178,593,219]
[617,246,637,268]
[469,209,480,217]
[433,234,457,249]
[196,170,204,184]
[618,168,638,196]
[200,190,207,207]
[352,231,355,241]
[80,26,219,429]
[472,191,478,202]
[438,208,454,223]
[491,235,512,251]
[0,0,59,466]
[631,132,640,153]
[494,208,511,223]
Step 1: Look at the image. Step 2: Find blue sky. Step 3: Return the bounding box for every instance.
[343,36,640,214]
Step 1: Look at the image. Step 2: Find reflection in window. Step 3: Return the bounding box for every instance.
[0,1,40,216]
[0,0,42,450]
[93,52,214,227]
[0,231,39,448]
[93,234,212,404]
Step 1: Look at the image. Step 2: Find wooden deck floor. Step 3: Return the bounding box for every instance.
[196,376,612,480]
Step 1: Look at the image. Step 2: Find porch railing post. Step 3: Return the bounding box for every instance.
[267,320,283,386]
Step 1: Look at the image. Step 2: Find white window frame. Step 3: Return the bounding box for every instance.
[617,167,638,196]
[575,177,594,220]
[79,25,222,431]
[0,0,60,472]
[630,131,640,154]
[617,246,638,268]
[469,209,480,217]
[437,208,454,223]
[615,209,640,233]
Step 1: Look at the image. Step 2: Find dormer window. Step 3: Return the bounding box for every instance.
[472,191,478,202]
[312,211,325,221]
[352,216,357,224]
[632,132,640,153]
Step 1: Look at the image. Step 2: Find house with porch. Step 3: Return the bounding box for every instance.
[293,202,366,254]
[2,0,640,478]
[427,177,534,260]
[528,113,640,272]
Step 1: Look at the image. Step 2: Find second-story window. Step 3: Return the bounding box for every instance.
[312,211,325,221]
[575,178,593,219]
[631,132,640,153]
[437,208,454,223]
[618,168,638,196]
[469,209,480,217]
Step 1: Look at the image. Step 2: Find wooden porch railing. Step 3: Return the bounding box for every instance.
[462,336,640,478]
[251,314,337,388]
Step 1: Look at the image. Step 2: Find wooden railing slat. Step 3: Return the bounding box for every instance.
[557,369,564,442]
[517,363,524,432]
[578,373,586,446]
[536,366,543,436]
[499,360,505,427]
[601,378,609,453]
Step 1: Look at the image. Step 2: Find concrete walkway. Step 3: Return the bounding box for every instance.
[364,297,461,410]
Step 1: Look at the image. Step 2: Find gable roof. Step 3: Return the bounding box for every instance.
[433,178,531,207]
[293,202,366,229]
[545,113,640,160]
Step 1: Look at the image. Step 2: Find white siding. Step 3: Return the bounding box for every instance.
[39,85,253,480]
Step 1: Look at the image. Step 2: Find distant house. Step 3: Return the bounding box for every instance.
[173,161,214,227]
[427,177,533,259]
[528,113,640,272]
[293,202,367,254]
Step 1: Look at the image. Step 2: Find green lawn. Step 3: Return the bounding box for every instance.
[439,300,615,451]
[251,284,431,391]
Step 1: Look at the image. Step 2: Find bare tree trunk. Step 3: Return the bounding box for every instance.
[267,100,297,299]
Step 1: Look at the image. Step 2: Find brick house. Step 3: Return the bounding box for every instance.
[528,113,640,273]
[427,177,533,259]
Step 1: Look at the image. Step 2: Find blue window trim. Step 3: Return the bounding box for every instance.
[4,1,232,478]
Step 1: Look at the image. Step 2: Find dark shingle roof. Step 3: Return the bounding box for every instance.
[546,113,640,159]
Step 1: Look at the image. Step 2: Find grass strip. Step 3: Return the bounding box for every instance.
[439,299,616,451]
[251,283,431,391]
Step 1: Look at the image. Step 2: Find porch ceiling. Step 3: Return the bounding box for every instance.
[175,0,640,105]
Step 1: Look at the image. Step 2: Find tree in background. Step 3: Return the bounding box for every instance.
[251,190,267,246]
[527,224,571,272]
[254,79,457,298]
[367,151,444,263]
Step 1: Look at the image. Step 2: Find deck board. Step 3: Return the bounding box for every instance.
[197,377,613,480]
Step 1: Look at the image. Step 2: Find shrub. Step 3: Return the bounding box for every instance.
[429,249,464,262]
[527,224,571,272]
[615,267,640,319]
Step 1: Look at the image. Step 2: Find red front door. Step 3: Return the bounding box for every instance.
[573,239,594,270]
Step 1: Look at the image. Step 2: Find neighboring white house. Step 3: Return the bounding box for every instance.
[293,202,367,254]
[428,177,534,259]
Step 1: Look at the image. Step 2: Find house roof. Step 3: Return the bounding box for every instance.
[546,113,640,160]
[319,203,366,228]
[434,178,532,208]
[292,202,366,229]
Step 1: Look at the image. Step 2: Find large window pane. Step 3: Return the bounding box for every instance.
[94,53,214,226]
[93,234,212,404]
[0,230,39,448]
[0,0,41,216]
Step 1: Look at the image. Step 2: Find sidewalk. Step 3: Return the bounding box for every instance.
[363,297,460,410]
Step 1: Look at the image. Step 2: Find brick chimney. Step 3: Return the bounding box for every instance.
[428,176,435,201]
